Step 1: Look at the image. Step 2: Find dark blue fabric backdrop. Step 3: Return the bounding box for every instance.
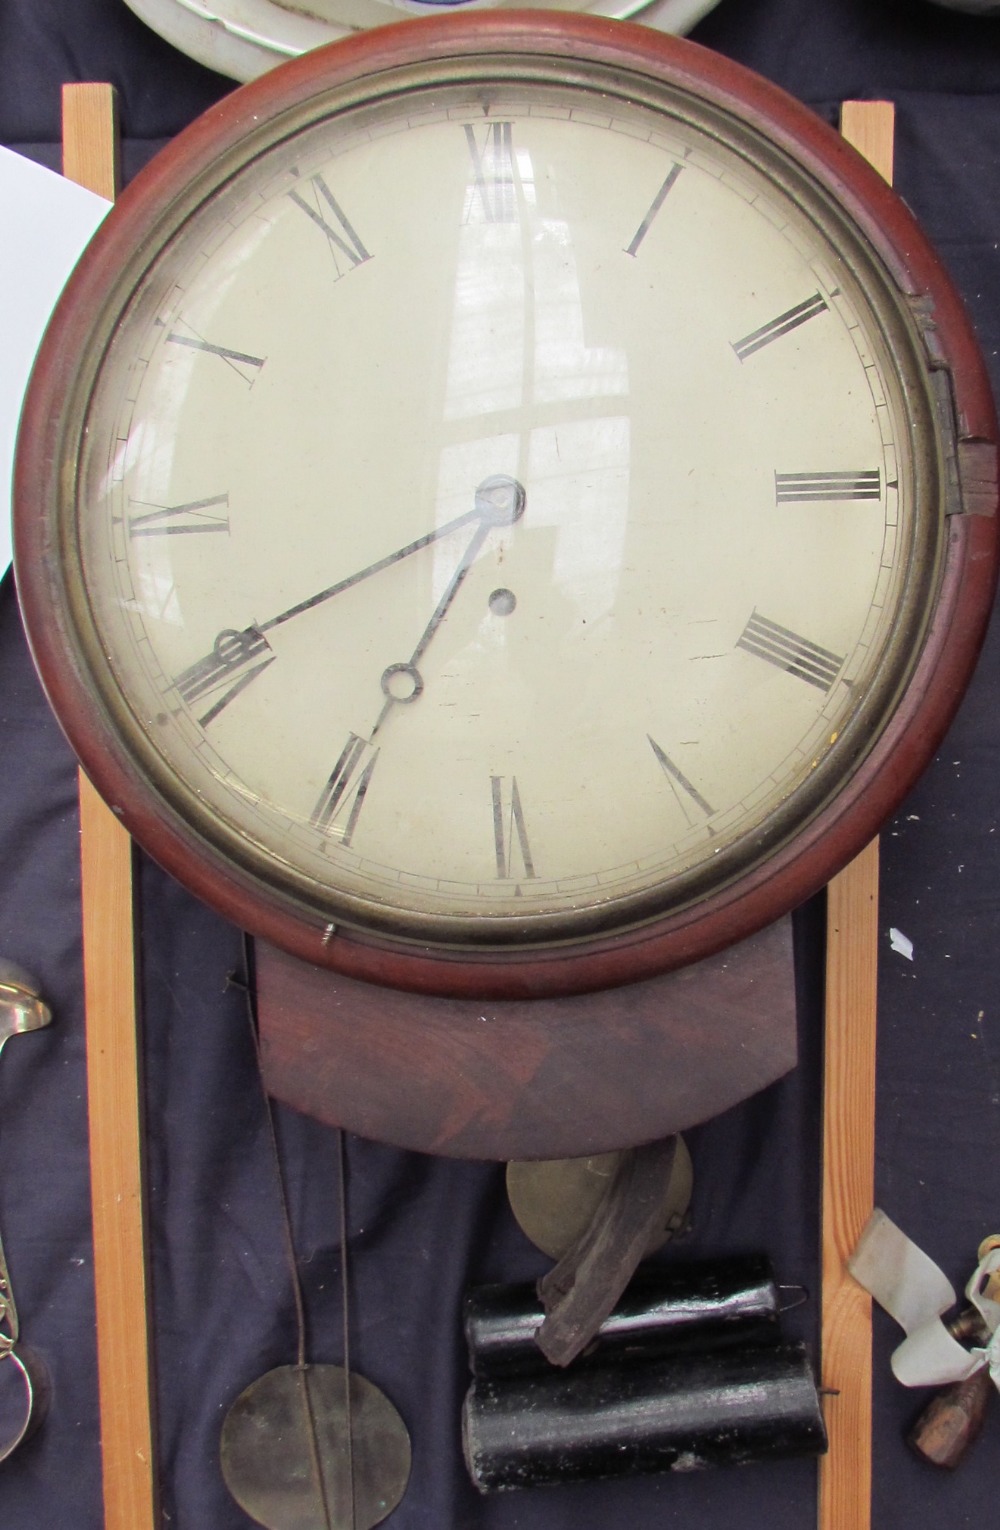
[1,1,999,1525]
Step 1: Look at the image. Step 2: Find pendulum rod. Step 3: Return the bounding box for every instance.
[225,940,414,1530]
[236,933,408,1530]
[336,1131,357,1530]
[240,937,339,1529]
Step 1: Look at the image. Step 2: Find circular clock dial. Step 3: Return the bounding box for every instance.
[74,81,932,929]
[16,20,997,995]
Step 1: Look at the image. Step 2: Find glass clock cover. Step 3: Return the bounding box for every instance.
[15,16,999,999]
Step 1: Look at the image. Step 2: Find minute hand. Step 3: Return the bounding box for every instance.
[257,504,482,635]
[172,480,525,716]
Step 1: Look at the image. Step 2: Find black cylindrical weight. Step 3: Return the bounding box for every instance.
[463,1341,826,1493]
[464,1256,781,1377]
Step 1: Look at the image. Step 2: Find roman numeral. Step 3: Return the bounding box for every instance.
[464,123,516,224]
[491,775,535,882]
[289,174,371,276]
[737,611,844,692]
[775,470,881,503]
[128,494,230,538]
[166,328,265,385]
[312,734,379,844]
[648,736,714,824]
[625,163,683,257]
[174,626,274,726]
[732,293,828,362]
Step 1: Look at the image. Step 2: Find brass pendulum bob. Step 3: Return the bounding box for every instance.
[221,1362,410,1530]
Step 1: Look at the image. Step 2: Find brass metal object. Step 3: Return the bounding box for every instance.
[0,962,52,1056]
[0,1346,50,1465]
[976,1233,1000,1302]
[0,963,52,1356]
[506,1136,692,1261]
[220,1364,411,1530]
[0,962,53,1461]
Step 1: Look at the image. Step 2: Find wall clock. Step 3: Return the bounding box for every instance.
[15,13,998,1156]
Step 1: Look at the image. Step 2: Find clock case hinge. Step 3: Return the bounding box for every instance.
[908,293,998,518]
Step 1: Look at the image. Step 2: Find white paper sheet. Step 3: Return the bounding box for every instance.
[0,145,111,577]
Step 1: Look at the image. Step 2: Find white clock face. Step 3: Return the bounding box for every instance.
[74,76,938,947]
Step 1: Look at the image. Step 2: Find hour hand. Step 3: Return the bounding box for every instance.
[371,475,526,734]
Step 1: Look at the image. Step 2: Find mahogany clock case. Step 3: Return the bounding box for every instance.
[12,10,1000,1002]
[3,3,1000,1530]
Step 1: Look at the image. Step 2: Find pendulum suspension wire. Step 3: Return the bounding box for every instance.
[238,934,345,1530]
[337,1130,357,1530]
[239,935,308,1366]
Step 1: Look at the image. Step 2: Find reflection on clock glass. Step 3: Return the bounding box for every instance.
[77,79,937,943]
